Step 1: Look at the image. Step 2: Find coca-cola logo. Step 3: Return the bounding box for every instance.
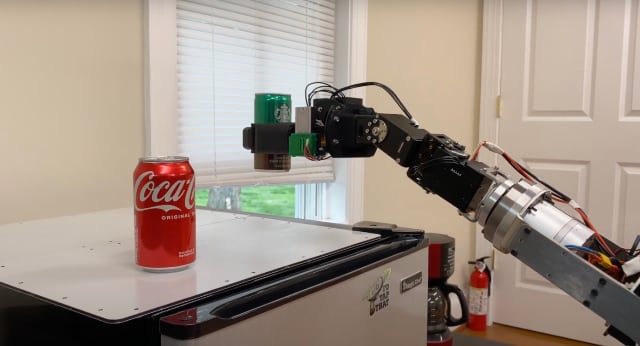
[134,171,195,212]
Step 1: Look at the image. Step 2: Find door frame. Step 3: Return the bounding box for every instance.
[477,0,502,152]
[475,0,502,325]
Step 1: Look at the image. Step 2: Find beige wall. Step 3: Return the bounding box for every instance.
[0,1,144,224]
[365,0,483,286]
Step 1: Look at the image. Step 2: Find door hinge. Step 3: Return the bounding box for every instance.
[496,95,503,118]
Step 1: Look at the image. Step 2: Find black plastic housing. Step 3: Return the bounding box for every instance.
[312,98,378,158]
[408,159,493,213]
[242,123,294,154]
[375,113,429,167]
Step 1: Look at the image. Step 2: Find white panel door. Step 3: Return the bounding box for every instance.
[487,0,640,344]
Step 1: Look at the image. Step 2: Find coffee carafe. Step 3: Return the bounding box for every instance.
[426,233,469,346]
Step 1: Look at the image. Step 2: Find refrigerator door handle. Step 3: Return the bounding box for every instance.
[208,279,301,321]
[210,242,418,321]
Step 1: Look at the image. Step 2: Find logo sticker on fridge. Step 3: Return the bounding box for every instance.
[363,268,391,316]
[400,271,423,293]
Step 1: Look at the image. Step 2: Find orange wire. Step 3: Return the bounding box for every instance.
[502,153,535,183]
[470,141,486,161]
[575,208,617,257]
[303,143,330,161]
[475,142,619,258]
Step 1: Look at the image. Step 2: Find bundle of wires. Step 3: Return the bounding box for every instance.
[301,82,343,161]
[302,81,417,161]
[471,141,630,279]
[304,81,416,122]
[302,137,328,161]
[565,245,621,278]
[305,82,344,107]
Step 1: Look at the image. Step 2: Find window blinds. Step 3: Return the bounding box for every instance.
[176,0,336,187]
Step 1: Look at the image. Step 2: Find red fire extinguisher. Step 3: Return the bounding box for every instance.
[468,256,491,331]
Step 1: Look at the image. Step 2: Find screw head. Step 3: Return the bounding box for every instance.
[180,315,194,322]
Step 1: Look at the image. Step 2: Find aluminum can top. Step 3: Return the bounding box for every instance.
[139,156,190,163]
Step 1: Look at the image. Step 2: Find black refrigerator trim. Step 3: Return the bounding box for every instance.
[158,232,428,340]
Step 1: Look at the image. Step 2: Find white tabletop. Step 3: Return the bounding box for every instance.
[0,208,378,322]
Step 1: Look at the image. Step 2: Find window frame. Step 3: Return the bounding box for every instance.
[144,0,368,224]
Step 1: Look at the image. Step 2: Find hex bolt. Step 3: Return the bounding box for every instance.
[332,139,340,144]
[180,315,194,322]
[405,136,411,142]
[333,116,340,122]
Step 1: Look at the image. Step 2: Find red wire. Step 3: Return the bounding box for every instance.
[549,197,618,258]
[303,143,330,161]
[470,141,486,161]
[575,208,616,257]
[475,142,619,258]
[502,153,535,183]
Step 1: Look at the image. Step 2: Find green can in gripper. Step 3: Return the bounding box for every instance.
[254,93,292,171]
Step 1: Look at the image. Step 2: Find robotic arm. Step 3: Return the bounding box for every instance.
[242,82,640,345]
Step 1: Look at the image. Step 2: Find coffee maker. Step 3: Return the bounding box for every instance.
[426,233,468,346]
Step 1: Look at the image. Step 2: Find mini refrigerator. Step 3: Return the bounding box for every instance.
[0,208,428,346]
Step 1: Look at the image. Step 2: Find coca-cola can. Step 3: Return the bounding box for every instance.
[133,156,196,272]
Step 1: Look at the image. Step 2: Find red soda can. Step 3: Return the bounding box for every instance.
[133,156,196,272]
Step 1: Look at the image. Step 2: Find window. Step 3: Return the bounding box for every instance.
[145,0,367,224]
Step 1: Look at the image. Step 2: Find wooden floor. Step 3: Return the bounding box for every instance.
[455,323,597,346]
